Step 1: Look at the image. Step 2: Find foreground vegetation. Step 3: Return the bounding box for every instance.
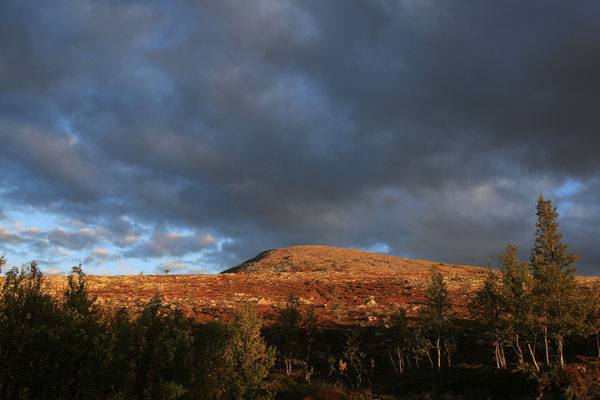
[1,195,600,399]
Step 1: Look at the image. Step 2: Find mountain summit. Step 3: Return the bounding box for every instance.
[221,245,483,275]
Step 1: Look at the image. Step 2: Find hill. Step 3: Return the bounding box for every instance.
[222,245,484,274]
[38,245,599,327]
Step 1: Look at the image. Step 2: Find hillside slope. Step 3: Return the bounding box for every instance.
[222,245,483,275]
[36,245,600,327]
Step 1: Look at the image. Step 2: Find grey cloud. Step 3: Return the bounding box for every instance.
[126,231,216,259]
[0,0,599,273]
[0,226,25,245]
[0,125,106,205]
[20,227,42,236]
[46,228,101,251]
[83,248,121,268]
[28,216,142,250]
[103,216,142,247]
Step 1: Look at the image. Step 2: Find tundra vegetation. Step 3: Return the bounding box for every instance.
[1,195,600,399]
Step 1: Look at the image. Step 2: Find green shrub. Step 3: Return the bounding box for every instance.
[197,303,275,400]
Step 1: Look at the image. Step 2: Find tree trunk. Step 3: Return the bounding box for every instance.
[528,342,540,372]
[493,341,507,369]
[388,349,399,373]
[307,338,313,362]
[436,337,441,370]
[388,347,404,374]
[134,366,147,400]
[515,334,524,364]
[397,348,404,373]
[544,325,550,364]
[495,341,501,369]
[499,342,507,369]
[557,338,564,369]
[596,333,599,359]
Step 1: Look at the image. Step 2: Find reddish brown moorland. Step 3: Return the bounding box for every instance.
[39,245,600,327]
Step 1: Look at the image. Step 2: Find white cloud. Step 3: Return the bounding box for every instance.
[55,246,74,257]
[128,230,217,258]
[44,268,66,276]
[92,248,110,259]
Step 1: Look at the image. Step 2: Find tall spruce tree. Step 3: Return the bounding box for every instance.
[530,194,580,368]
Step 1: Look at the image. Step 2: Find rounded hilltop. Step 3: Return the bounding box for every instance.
[221,245,484,275]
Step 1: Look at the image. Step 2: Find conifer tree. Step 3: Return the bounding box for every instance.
[470,265,507,369]
[498,244,538,369]
[530,194,580,368]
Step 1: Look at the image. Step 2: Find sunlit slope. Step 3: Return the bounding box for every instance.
[222,245,484,275]
[37,245,599,327]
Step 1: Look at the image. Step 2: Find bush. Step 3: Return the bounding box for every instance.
[564,358,600,400]
[127,296,195,399]
[0,262,65,398]
[197,303,275,400]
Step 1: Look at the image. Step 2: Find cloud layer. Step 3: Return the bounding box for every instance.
[1,1,599,274]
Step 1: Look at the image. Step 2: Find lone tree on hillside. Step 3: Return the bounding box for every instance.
[530,194,580,368]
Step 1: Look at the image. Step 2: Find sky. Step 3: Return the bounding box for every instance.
[1,0,599,276]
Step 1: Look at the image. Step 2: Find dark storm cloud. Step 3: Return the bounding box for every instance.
[1,0,599,273]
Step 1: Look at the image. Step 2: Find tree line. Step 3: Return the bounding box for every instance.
[0,259,275,400]
[469,194,595,371]
[373,195,600,398]
[0,194,599,399]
